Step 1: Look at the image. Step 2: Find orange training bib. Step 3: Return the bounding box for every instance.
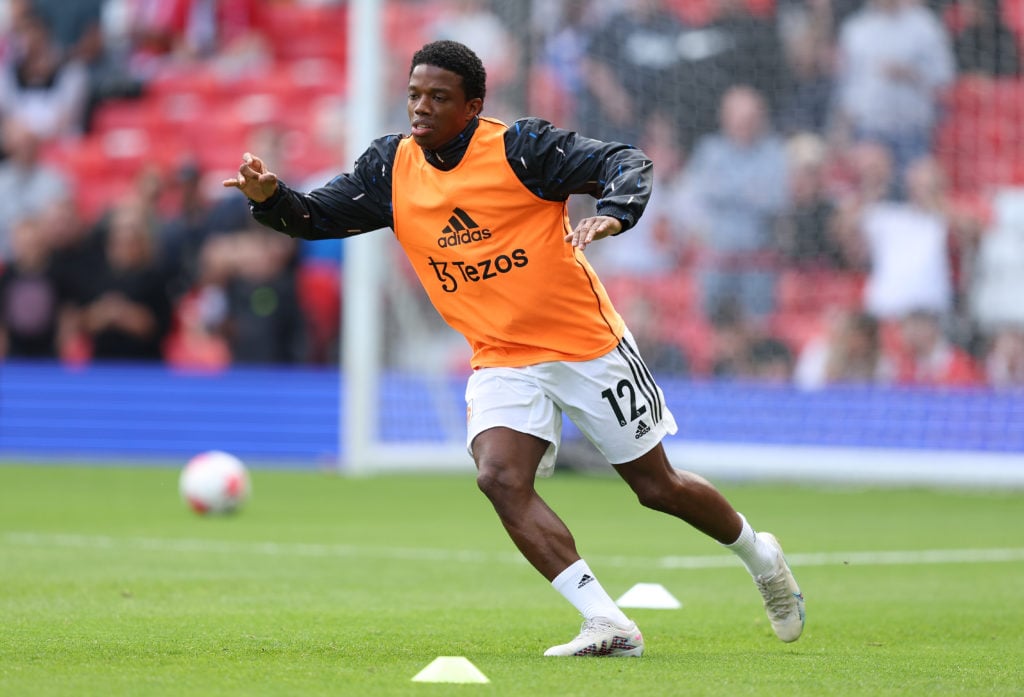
[391,118,624,368]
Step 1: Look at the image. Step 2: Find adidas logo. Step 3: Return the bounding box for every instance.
[437,207,492,248]
[577,574,594,589]
[442,207,477,234]
[634,420,651,439]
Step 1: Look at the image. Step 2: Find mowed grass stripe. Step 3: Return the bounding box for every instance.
[2,466,1023,696]
[6,531,1024,569]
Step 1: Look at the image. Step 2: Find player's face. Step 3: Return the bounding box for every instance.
[407,64,481,150]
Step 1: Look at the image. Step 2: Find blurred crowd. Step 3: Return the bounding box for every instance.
[1,0,1024,391]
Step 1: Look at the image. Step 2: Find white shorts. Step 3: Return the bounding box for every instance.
[465,329,679,477]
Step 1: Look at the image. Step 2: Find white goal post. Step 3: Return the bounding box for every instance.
[341,0,468,475]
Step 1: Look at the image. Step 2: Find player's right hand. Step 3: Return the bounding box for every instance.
[222,152,279,202]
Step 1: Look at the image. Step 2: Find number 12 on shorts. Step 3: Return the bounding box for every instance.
[600,379,647,427]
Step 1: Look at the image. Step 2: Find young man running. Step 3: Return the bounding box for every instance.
[224,39,804,656]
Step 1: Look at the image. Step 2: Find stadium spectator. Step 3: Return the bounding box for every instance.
[584,112,692,278]
[161,156,309,367]
[532,0,595,130]
[708,300,758,378]
[950,0,1022,77]
[671,0,788,150]
[0,6,89,141]
[832,139,897,269]
[163,231,232,370]
[158,159,225,300]
[836,138,898,204]
[968,188,1024,334]
[28,0,142,132]
[0,117,72,262]
[776,6,836,137]
[858,156,955,320]
[680,85,789,320]
[776,132,846,270]
[424,0,518,116]
[746,335,796,383]
[706,303,797,382]
[26,0,103,64]
[794,309,896,389]
[220,229,307,365]
[121,0,268,81]
[65,193,174,361]
[576,0,689,147]
[41,196,102,301]
[0,214,61,358]
[218,122,341,364]
[834,0,955,185]
[30,197,102,362]
[224,39,805,657]
[894,309,983,386]
[778,0,867,45]
[982,325,1024,387]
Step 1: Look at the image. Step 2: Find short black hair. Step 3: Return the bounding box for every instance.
[410,40,487,103]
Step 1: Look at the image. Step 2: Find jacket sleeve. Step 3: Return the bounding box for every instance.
[503,117,653,232]
[249,134,401,239]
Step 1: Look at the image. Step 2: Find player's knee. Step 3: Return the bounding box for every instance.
[631,474,683,513]
[633,484,668,512]
[476,462,532,503]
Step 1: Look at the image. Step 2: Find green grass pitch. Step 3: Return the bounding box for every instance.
[1,463,1022,696]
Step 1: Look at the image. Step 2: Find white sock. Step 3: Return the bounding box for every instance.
[724,513,779,577]
[551,559,631,627]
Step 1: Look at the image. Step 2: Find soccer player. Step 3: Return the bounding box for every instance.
[224,40,804,657]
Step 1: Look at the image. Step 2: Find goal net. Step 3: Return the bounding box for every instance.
[346,0,1024,486]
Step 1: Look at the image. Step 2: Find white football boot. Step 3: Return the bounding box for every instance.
[543,617,644,657]
[754,532,805,642]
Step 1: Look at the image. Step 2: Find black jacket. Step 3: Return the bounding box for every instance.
[250,117,652,239]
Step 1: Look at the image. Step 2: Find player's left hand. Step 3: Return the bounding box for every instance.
[566,215,622,251]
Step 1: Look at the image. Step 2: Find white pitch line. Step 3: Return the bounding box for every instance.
[656,548,1024,569]
[4,532,1024,569]
[1,532,526,565]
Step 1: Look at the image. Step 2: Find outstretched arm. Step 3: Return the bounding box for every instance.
[221,135,400,240]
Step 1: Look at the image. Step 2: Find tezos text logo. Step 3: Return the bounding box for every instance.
[428,250,528,293]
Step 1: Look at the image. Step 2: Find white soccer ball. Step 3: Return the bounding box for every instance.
[179,450,251,515]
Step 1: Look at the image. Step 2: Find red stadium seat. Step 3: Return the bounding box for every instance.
[385,1,436,53]
[665,0,775,25]
[601,274,699,316]
[91,98,163,133]
[1002,0,1024,46]
[259,3,349,65]
[144,68,223,102]
[936,77,1024,193]
[775,270,865,314]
